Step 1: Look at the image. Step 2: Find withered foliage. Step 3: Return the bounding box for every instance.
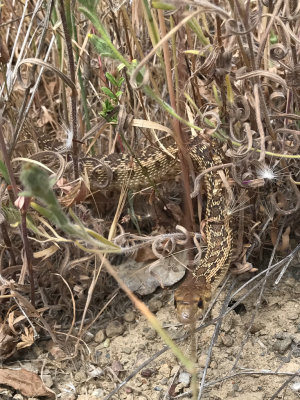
[0,0,299,370]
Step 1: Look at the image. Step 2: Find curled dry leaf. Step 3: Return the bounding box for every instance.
[58,179,89,207]
[16,326,34,349]
[0,323,17,361]
[116,251,187,295]
[0,368,55,398]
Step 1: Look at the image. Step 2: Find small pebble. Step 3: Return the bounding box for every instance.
[122,346,132,354]
[287,311,299,321]
[273,338,292,354]
[198,354,209,368]
[91,389,104,398]
[145,328,157,340]
[232,383,240,392]
[124,311,135,322]
[141,368,156,378]
[221,334,234,347]
[12,395,23,400]
[105,321,125,337]
[159,363,170,378]
[94,338,110,352]
[222,315,233,333]
[1,390,13,399]
[95,329,106,343]
[148,298,163,313]
[178,372,191,386]
[291,333,300,345]
[290,381,300,392]
[60,393,76,400]
[275,332,289,340]
[160,377,168,385]
[42,374,53,388]
[74,370,86,382]
[250,322,266,334]
[84,331,94,343]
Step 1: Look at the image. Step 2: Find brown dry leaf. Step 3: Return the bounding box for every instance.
[8,311,19,335]
[0,323,17,361]
[47,341,67,360]
[0,368,55,398]
[58,179,89,207]
[16,327,35,349]
[117,251,187,295]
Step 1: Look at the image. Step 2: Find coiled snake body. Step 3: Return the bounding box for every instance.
[88,136,233,324]
[10,107,232,324]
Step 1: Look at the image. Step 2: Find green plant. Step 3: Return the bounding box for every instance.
[100,72,124,119]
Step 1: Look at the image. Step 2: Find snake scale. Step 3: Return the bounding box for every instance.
[87,135,233,324]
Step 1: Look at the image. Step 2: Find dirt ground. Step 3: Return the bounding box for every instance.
[2,249,300,400]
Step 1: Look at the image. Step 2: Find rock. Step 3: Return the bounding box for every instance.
[275,332,289,340]
[84,331,94,343]
[60,393,76,400]
[290,380,300,392]
[94,329,106,343]
[144,328,157,340]
[250,322,266,334]
[291,333,300,345]
[178,372,191,386]
[105,321,125,337]
[221,334,234,347]
[124,310,136,322]
[122,346,132,354]
[159,363,170,378]
[74,370,86,382]
[222,315,234,333]
[198,354,209,368]
[12,395,23,400]
[42,374,53,388]
[273,337,292,354]
[148,298,163,313]
[1,389,13,399]
[91,388,104,398]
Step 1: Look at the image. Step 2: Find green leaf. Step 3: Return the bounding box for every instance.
[151,1,176,10]
[88,34,120,60]
[117,63,126,71]
[117,77,125,87]
[0,160,10,184]
[78,0,98,10]
[115,91,123,98]
[101,87,117,100]
[105,72,118,87]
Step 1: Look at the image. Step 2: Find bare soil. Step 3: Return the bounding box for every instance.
[3,255,300,400]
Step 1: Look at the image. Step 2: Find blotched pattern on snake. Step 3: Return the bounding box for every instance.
[86,135,233,324]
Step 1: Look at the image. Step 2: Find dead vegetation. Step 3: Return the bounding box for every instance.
[0,0,300,399]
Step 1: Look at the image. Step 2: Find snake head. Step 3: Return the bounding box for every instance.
[174,285,211,324]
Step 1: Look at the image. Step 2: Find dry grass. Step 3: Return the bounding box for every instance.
[0,1,300,398]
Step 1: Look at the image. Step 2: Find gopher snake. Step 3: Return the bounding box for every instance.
[88,135,233,324]
[4,105,232,324]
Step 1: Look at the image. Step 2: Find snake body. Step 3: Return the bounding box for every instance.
[88,136,232,324]
[173,140,232,323]
[7,104,232,324]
